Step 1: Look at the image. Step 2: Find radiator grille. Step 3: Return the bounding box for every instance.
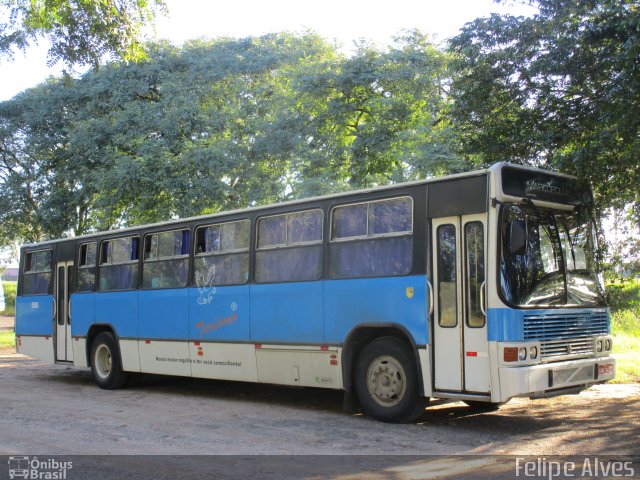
[523,312,609,361]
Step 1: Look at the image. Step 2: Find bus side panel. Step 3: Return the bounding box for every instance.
[15,296,54,363]
[139,288,189,340]
[93,291,139,338]
[188,285,251,341]
[187,284,255,382]
[138,288,190,376]
[323,275,428,345]
[70,293,95,367]
[94,291,139,371]
[250,281,323,343]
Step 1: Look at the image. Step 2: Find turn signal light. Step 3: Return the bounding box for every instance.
[504,347,518,362]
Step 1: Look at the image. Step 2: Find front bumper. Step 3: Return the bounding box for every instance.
[498,355,615,402]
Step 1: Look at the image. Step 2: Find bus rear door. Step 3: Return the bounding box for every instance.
[55,261,74,362]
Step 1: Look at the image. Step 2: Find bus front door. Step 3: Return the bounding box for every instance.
[432,215,489,393]
[55,261,74,362]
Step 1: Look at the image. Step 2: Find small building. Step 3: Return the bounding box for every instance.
[1,267,18,282]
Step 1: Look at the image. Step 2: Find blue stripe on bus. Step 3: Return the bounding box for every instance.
[65,274,430,345]
[487,308,524,341]
[190,285,250,341]
[250,281,323,343]
[140,288,189,339]
[70,293,94,337]
[93,291,139,338]
[324,275,428,345]
[15,296,54,335]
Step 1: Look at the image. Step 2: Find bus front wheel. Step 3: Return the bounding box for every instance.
[354,336,426,423]
[90,332,128,390]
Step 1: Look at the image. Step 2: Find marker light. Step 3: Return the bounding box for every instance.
[504,347,518,362]
[518,347,527,361]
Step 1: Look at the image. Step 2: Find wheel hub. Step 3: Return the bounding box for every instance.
[366,355,407,407]
[95,344,112,379]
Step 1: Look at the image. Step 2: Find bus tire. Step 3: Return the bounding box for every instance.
[354,336,426,423]
[90,332,128,390]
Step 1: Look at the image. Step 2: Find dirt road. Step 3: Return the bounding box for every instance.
[1,346,638,478]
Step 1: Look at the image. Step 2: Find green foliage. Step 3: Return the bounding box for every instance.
[608,280,640,335]
[0,0,165,68]
[1,281,15,316]
[0,330,14,347]
[449,0,640,216]
[607,280,639,384]
[0,32,461,242]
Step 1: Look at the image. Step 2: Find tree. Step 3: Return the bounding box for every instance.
[290,30,463,196]
[0,32,461,246]
[449,0,640,217]
[0,0,165,68]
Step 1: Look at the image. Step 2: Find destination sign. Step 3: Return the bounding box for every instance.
[501,166,592,205]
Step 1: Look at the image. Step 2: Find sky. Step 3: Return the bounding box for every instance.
[0,0,537,101]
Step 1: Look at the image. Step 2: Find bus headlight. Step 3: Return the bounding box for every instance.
[596,340,603,352]
[604,339,612,352]
[529,346,538,359]
[518,347,527,361]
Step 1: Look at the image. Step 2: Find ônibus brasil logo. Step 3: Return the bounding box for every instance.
[8,456,72,479]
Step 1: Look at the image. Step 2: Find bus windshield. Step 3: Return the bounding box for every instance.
[499,203,605,307]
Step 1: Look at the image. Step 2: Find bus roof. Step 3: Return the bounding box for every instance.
[21,162,576,249]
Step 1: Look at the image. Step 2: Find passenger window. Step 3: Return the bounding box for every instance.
[465,222,485,328]
[255,209,323,283]
[143,230,190,289]
[77,242,97,292]
[331,204,367,239]
[99,237,139,291]
[22,250,53,295]
[329,197,413,278]
[195,220,250,286]
[437,224,458,327]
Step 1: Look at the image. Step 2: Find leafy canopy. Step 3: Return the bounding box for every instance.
[0,32,460,245]
[449,0,640,215]
[0,0,166,68]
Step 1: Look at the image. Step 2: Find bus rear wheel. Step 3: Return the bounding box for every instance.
[90,332,128,390]
[354,336,426,423]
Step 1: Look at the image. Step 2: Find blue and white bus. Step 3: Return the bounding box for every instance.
[14,163,615,422]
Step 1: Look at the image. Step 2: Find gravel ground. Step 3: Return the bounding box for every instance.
[0,346,638,478]
[0,315,13,331]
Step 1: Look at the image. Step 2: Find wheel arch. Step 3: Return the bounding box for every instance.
[341,323,424,396]
[85,323,121,367]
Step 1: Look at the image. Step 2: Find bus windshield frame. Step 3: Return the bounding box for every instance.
[499,202,606,308]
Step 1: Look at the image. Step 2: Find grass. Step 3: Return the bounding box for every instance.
[608,280,640,384]
[0,330,15,348]
[1,281,16,316]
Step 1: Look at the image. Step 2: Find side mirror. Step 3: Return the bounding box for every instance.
[509,220,528,256]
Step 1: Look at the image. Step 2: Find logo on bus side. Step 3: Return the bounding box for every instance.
[196,312,238,337]
[405,287,414,299]
[195,264,217,305]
